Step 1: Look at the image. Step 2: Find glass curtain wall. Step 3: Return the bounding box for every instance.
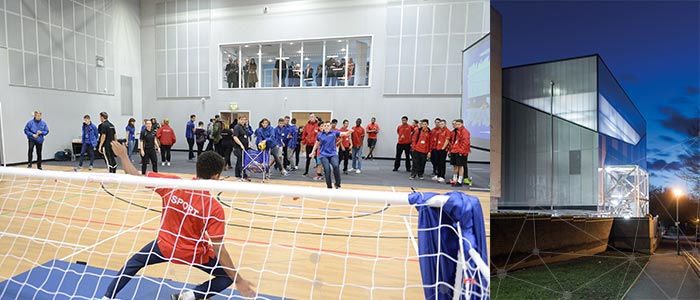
[220,36,371,89]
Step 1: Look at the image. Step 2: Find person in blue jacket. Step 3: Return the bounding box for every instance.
[76,115,99,171]
[271,118,288,176]
[310,121,353,189]
[24,111,49,170]
[283,116,298,171]
[254,118,288,178]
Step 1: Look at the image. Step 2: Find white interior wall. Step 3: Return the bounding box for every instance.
[0,0,142,164]
[140,0,467,158]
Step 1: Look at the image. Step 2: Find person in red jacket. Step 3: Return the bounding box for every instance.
[365,117,380,159]
[429,118,441,176]
[448,119,471,187]
[338,119,353,174]
[431,119,451,183]
[393,116,413,172]
[301,113,319,176]
[350,118,365,173]
[410,119,431,180]
[156,118,177,167]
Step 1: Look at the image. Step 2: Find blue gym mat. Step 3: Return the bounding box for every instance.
[0,259,285,300]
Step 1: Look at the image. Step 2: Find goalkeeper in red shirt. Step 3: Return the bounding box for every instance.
[102,141,256,300]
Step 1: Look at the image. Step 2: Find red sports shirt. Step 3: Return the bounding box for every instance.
[397,123,413,144]
[351,126,365,146]
[432,127,451,151]
[339,127,351,148]
[366,123,380,139]
[148,172,226,265]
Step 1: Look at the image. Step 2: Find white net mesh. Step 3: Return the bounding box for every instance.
[0,167,488,299]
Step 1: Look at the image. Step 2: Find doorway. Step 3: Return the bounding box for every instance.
[291,111,333,125]
[219,110,251,127]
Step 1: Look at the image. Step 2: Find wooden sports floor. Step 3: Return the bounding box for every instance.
[0,165,489,299]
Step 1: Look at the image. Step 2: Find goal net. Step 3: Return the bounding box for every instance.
[0,167,488,300]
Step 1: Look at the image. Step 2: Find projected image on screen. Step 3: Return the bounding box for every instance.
[462,35,490,149]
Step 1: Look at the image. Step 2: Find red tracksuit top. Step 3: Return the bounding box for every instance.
[301,121,319,146]
[397,123,413,144]
[412,128,431,154]
[450,127,471,155]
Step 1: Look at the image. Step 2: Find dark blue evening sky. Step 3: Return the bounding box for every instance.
[492,0,700,189]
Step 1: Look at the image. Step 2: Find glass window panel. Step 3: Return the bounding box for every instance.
[281,42,301,87]
[301,41,323,87]
[325,39,345,87]
[348,38,370,86]
[220,36,371,89]
[502,56,597,131]
[260,44,278,88]
[241,44,259,88]
[221,45,240,88]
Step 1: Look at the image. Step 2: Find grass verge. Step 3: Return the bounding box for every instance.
[491,251,650,300]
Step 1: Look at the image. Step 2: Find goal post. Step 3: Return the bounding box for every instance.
[0,167,489,299]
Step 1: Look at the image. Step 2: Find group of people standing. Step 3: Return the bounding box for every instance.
[225,58,258,88]
[391,117,472,187]
[24,110,472,188]
[224,56,358,88]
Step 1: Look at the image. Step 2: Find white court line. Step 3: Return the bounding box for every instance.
[61,215,160,261]
[0,232,87,249]
[403,216,419,256]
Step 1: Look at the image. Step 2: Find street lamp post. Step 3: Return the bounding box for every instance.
[673,188,684,256]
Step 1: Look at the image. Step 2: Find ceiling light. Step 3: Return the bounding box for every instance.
[244,45,249,48]
[341,48,346,51]
[337,40,343,42]
[296,50,301,53]
[304,57,309,60]
[289,42,294,45]
[267,59,273,62]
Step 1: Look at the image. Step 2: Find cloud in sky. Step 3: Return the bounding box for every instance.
[647,159,682,171]
[659,106,699,136]
[620,74,640,84]
[658,135,676,143]
[687,86,699,95]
